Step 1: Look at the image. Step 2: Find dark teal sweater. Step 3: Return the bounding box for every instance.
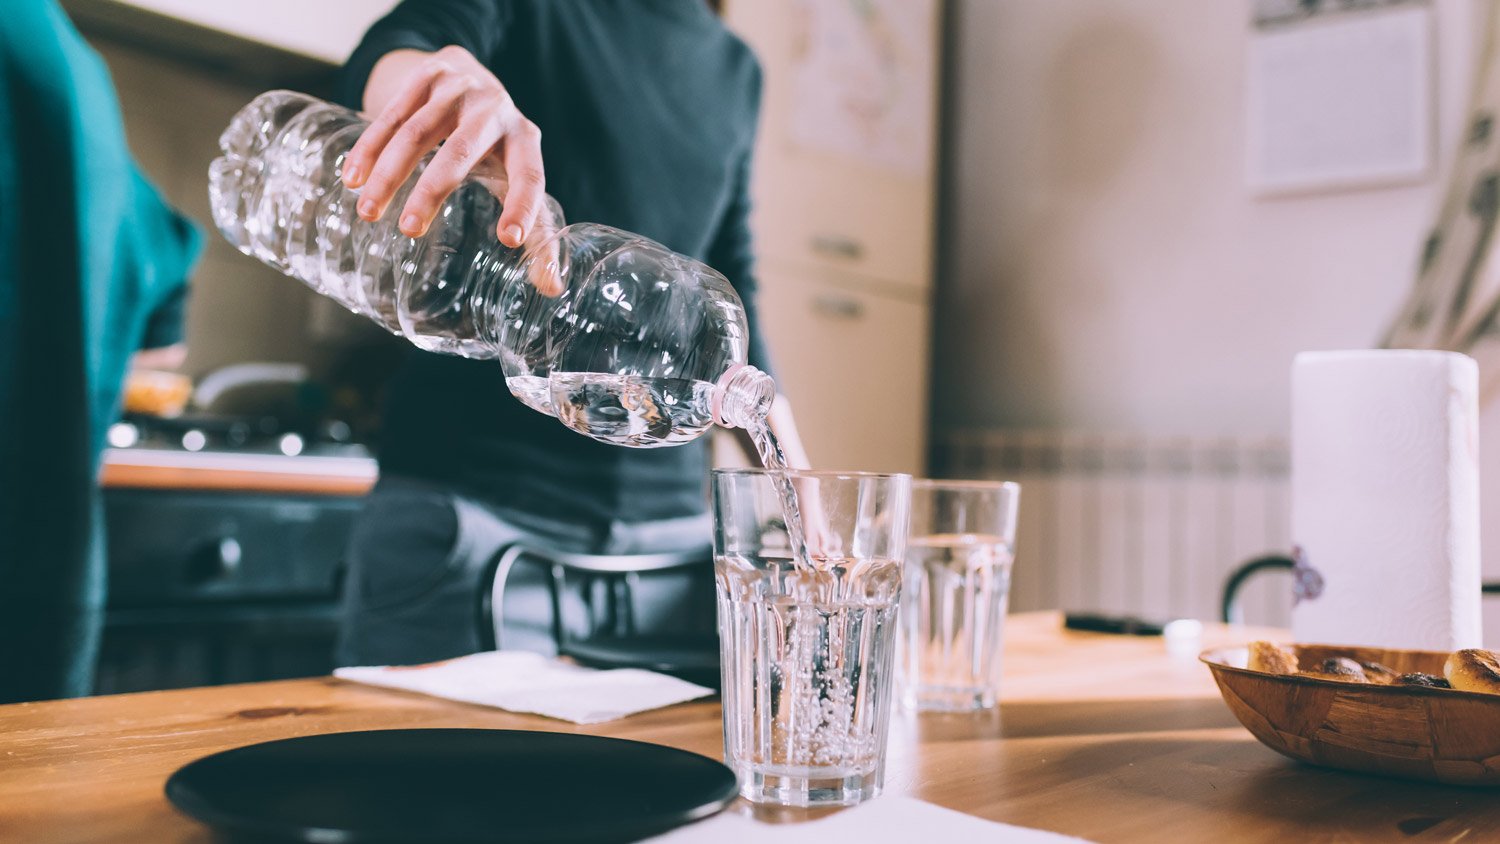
[0,0,201,701]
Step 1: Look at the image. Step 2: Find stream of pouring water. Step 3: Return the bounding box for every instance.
[745,418,809,563]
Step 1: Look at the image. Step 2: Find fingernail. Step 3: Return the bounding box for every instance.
[401,214,422,235]
[505,225,524,245]
[343,164,362,185]
[358,199,377,219]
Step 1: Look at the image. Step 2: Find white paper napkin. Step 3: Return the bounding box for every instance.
[334,651,714,724]
[646,797,1093,843]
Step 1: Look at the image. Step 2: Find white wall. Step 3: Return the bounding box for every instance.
[933,0,1483,438]
[935,0,1500,634]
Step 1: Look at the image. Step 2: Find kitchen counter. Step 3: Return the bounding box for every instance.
[5,613,1496,842]
[101,447,377,496]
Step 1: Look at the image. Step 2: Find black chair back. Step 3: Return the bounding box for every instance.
[1221,553,1500,624]
[476,544,720,687]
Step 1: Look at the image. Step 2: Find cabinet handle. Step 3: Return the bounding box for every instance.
[812,294,865,320]
[810,234,864,261]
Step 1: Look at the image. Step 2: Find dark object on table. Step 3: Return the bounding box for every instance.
[165,728,738,843]
[1064,612,1167,636]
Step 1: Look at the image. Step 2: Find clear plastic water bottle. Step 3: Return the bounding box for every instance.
[209,90,775,447]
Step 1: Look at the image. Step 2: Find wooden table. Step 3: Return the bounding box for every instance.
[3,614,1495,843]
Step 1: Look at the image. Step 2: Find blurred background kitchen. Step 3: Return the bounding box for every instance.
[52,0,1500,694]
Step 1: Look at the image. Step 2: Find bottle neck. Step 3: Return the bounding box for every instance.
[712,365,775,430]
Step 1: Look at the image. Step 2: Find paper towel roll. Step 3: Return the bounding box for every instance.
[1291,350,1481,650]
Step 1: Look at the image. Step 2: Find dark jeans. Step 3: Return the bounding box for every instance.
[337,476,715,667]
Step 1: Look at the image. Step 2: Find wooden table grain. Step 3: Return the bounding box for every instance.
[2,614,1495,843]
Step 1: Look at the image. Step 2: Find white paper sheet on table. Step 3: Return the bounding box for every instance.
[333,651,713,724]
[646,797,1093,843]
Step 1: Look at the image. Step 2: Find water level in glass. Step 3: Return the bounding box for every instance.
[718,557,902,805]
[550,372,715,447]
[901,533,1014,711]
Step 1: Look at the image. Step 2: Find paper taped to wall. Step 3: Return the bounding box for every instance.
[1247,4,1433,194]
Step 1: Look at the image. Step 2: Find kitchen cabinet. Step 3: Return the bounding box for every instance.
[757,267,930,475]
[97,487,361,694]
[724,0,943,292]
[97,441,376,694]
[724,0,943,474]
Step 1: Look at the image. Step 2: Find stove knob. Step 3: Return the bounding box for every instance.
[322,420,353,444]
[226,422,251,448]
[187,537,242,585]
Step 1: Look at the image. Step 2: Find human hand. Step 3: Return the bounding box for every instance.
[130,343,187,372]
[341,46,545,248]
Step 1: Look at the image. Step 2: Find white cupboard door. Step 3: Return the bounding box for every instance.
[756,273,930,475]
[726,0,942,292]
[103,0,397,64]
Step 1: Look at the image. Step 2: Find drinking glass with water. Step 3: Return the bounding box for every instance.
[899,480,1021,712]
[712,470,911,807]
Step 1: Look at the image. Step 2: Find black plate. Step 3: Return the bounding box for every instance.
[165,729,738,843]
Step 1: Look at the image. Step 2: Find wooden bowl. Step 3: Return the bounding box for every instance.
[1201,644,1500,785]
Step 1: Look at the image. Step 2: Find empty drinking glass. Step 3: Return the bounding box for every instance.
[712,469,911,807]
[899,480,1020,712]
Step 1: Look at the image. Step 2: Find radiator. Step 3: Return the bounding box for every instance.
[935,431,1294,627]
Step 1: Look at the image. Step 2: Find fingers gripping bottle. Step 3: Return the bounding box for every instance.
[209,90,774,446]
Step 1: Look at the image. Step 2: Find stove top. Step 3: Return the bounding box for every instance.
[108,413,367,459]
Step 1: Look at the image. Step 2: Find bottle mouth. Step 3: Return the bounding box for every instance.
[711,364,749,427]
[712,364,774,429]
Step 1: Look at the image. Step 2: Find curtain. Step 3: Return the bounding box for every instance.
[1385,0,1500,397]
